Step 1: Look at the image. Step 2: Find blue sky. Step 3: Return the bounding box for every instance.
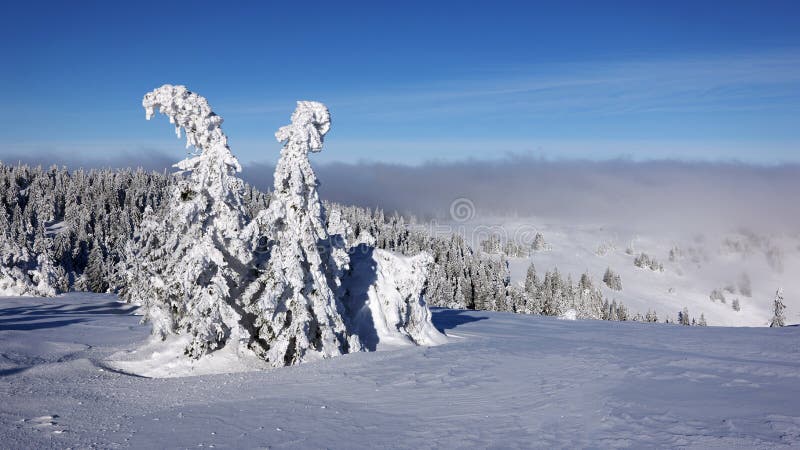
[1,0,798,165]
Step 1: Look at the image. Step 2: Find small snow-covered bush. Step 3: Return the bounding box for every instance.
[634,252,663,272]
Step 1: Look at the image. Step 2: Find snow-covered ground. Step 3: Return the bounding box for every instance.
[440,218,800,327]
[2,293,799,448]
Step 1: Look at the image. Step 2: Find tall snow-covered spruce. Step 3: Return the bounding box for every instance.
[238,101,361,366]
[770,288,786,327]
[123,85,251,358]
[237,101,445,367]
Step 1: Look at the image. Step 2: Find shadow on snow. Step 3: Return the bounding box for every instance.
[430,308,488,332]
[0,300,137,332]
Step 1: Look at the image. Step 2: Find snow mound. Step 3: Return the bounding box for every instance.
[109,332,269,379]
[559,308,578,320]
[343,245,447,350]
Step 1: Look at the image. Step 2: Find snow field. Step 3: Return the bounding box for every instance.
[2,293,798,448]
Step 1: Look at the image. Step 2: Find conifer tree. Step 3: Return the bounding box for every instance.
[124,85,251,358]
[770,288,786,327]
[84,244,108,293]
[679,307,691,326]
[239,101,361,367]
[603,267,622,291]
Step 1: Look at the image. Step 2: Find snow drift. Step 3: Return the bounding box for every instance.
[343,245,448,350]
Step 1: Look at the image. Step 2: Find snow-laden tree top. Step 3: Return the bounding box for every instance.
[275,101,331,154]
[262,100,333,241]
[142,84,242,174]
[144,84,225,154]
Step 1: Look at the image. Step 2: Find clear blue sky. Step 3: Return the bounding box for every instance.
[1,0,798,165]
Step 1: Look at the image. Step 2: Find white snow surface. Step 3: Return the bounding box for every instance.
[108,334,270,379]
[2,293,799,448]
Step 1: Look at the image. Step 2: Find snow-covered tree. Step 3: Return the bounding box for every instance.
[123,85,252,358]
[239,101,361,367]
[0,232,58,296]
[634,252,663,272]
[84,244,108,293]
[710,289,726,303]
[342,246,446,349]
[540,268,565,316]
[770,288,786,328]
[612,301,627,321]
[603,267,622,291]
[576,272,603,320]
[678,307,691,326]
[531,233,547,251]
[524,263,539,294]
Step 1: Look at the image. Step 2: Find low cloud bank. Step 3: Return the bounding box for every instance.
[3,151,798,233]
[261,156,800,234]
[0,150,176,174]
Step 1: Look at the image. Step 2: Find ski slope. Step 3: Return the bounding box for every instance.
[1,293,799,448]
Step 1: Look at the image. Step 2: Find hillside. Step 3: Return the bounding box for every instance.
[455,218,799,326]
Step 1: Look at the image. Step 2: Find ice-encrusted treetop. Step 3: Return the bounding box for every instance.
[275,100,331,154]
[144,84,225,153]
[142,84,242,174]
[265,100,333,242]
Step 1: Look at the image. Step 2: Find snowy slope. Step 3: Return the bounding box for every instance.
[445,218,800,327]
[2,293,799,448]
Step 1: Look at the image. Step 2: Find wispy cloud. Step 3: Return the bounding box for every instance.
[226,50,800,122]
[2,51,798,165]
